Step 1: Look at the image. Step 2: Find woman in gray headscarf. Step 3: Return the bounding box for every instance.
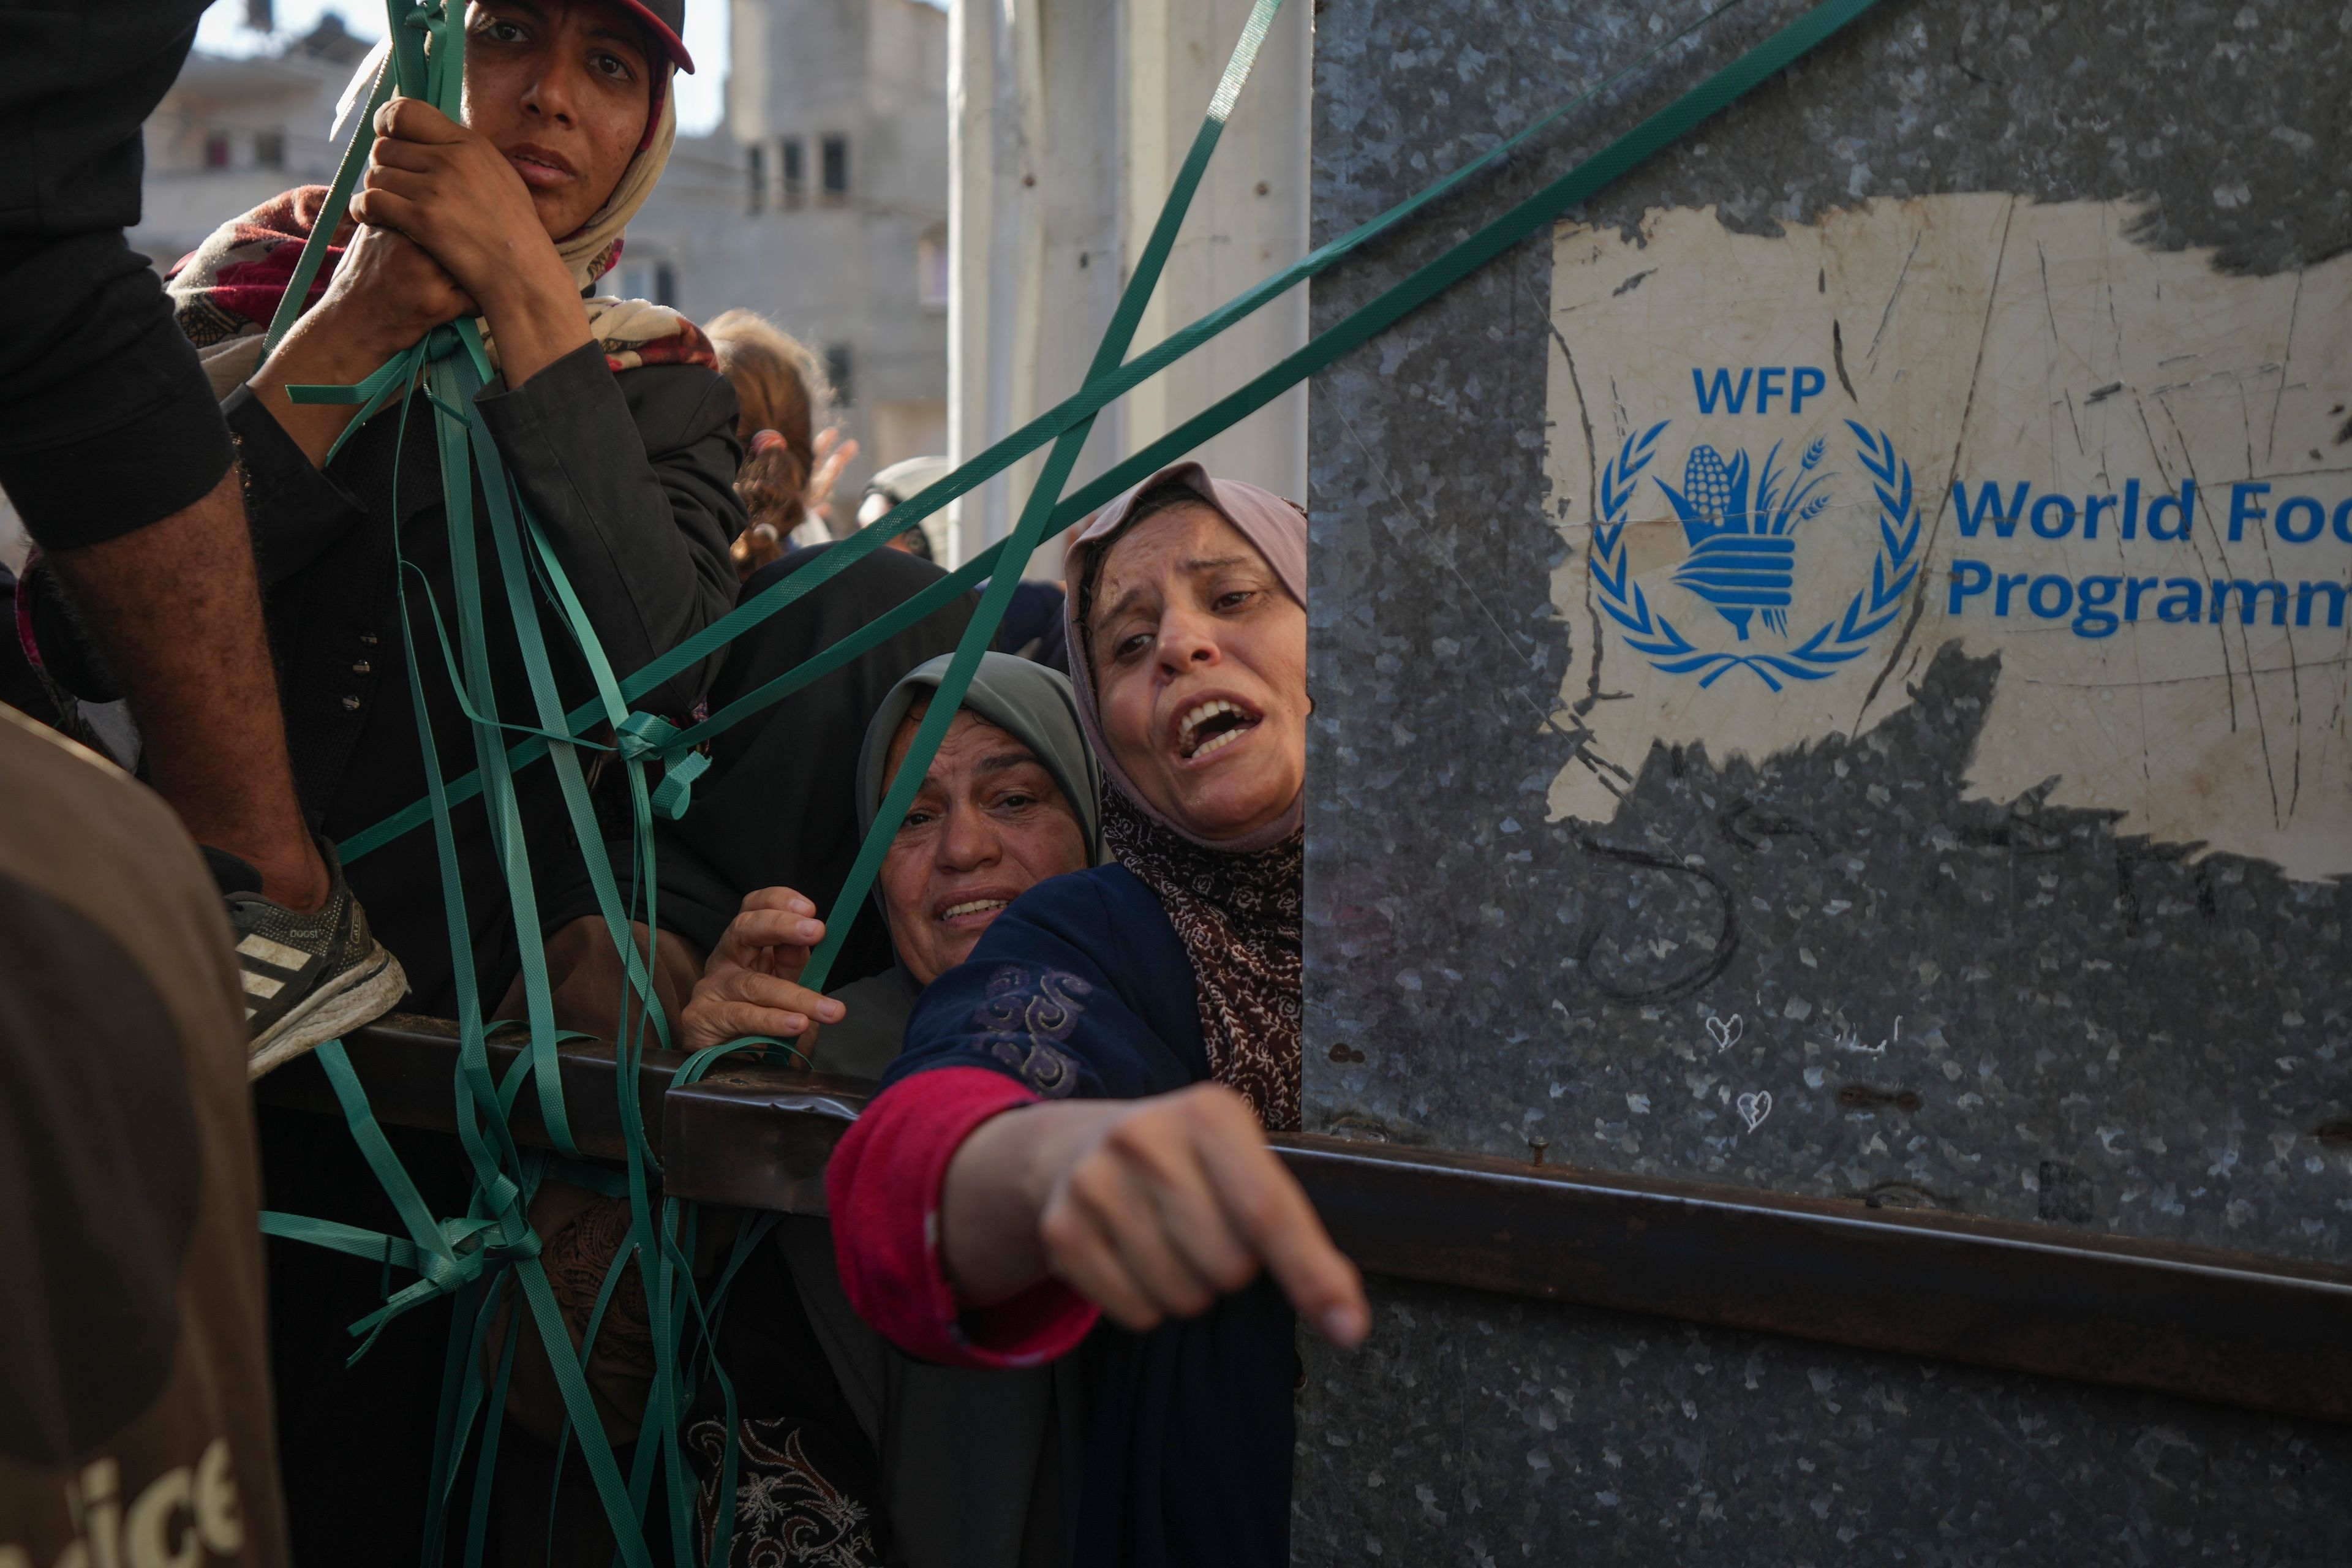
[676,649,1104,1568]
[680,649,1103,1068]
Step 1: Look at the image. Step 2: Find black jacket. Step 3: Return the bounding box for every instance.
[225,339,744,1013]
[533,540,977,984]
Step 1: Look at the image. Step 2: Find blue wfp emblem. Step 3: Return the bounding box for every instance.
[1589,417,1922,690]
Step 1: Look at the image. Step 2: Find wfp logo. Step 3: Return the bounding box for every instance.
[1589,396,1921,690]
[1657,437,1831,641]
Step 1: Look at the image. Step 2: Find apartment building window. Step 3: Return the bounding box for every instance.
[619,259,680,308]
[745,142,765,214]
[253,129,286,170]
[820,135,850,206]
[204,132,231,169]
[780,137,805,208]
[823,344,853,409]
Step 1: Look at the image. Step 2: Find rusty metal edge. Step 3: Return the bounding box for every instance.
[1276,1135,2352,1424]
[254,1017,2352,1423]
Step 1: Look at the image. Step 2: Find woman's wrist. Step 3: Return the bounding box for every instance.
[248,303,412,469]
[258,298,405,386]
[940,1099,1119,1308]
[472,252,592,389]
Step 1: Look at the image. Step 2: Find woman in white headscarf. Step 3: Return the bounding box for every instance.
[161,0,742,1020]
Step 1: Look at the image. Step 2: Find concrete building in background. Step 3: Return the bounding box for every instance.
[944,0,1310,571]
[129,15,372,271]
[628,0,952,521]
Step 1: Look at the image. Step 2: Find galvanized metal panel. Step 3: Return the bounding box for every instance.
[1302,0,2352,1556]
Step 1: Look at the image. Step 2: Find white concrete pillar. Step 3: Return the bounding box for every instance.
[946,0,1310,573]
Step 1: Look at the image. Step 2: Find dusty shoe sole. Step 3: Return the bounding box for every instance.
[247,944,410,1079]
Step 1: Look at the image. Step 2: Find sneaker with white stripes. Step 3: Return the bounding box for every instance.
[227,841,407,1078]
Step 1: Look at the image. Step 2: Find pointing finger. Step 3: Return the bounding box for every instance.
[1196,1104,1370,1348]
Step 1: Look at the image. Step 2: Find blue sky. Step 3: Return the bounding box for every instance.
[194,0,734,135]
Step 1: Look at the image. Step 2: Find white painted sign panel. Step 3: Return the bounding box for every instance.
[1544,195,2352,878]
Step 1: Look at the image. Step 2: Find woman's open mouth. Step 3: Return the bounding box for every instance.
[1174,697,1262,762]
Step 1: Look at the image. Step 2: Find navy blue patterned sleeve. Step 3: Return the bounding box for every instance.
[880,864,1208,1103]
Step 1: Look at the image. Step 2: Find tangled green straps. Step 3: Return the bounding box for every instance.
[333,0,1860,869]
[257,4,730,1564]
[257,0,1888,1560]
[257,1,1298,1564]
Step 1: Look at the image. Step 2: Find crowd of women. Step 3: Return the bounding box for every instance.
[2,1,1369,1563]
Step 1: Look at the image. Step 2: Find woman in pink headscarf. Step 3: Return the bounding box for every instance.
[794,461,1365,1566]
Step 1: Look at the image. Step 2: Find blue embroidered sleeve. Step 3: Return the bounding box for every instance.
[880,864,1207,1104]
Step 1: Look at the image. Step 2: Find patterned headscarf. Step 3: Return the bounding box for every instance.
[1061,461,1307,1131]
[167,66,713,397]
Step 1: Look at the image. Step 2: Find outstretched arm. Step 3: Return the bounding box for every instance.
[941,1082,1370,1346]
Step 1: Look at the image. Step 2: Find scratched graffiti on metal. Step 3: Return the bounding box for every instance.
[1544,196,2352,878]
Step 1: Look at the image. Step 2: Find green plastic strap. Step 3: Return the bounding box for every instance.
[285,339,415,403]
[292,338,434,467]
[334,0,1801,867]
[1052,0,1890,554]
[259,1210,429,1273]
[669,537,1002,753]
[461,1291,524,1563]
[616,714,708,819]
[392,10,660,1553]
[507,487,686,1045]
[418,1273,487,1568]
[420,345,581,1169]
[419,388,664,1565]
[454,341,680,1069]
[260,53,391,355]
[258,1038,516,1357]
[316,1038,465,1270]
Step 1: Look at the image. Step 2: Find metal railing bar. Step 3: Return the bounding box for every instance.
[254,1020,2352,1424]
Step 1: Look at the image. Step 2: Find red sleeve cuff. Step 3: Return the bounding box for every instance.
[826,1066,1099,1368]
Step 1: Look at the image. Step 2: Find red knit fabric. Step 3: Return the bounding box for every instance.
[827,1066,1099,1368]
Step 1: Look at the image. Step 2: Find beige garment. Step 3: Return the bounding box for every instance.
[0,709,290,1565]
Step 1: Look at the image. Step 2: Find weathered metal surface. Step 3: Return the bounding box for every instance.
[1294,1278,2352,1567]
[1303,0,2352,1556]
